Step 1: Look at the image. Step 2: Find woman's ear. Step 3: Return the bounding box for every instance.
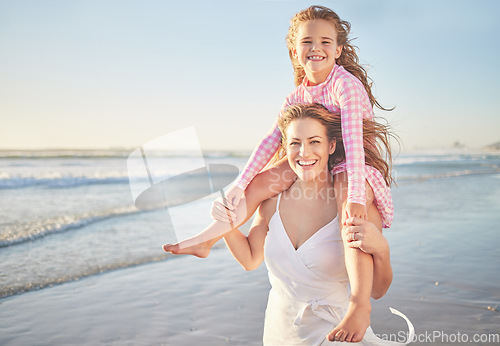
[329,140,336,155]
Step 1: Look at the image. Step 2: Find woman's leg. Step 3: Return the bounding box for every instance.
[163,157,295,257]
[329,171,374,342]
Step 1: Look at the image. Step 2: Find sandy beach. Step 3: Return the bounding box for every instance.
[0,249,270,346]
[2,245,498,346]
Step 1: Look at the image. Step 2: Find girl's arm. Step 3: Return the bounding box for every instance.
[223,199,274,271]
[337,77,370,217]
[233,122,282,191]
[225,95,295,210]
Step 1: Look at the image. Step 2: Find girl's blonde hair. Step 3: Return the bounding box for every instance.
[276,103,395,186]
[286,5,391,111]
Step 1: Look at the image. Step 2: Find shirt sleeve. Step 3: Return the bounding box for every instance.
[336,78,367,205]
[233,121,282,191]
[233,93,295,191]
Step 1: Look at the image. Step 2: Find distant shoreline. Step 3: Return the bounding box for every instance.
[1,146,499,158]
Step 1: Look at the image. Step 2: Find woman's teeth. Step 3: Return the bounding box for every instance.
[298,160,317,166]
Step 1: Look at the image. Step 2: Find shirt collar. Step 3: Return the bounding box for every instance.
[302,64,338,91]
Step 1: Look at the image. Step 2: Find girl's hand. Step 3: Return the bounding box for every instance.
[343,217,388,255]
[344,202,367,224]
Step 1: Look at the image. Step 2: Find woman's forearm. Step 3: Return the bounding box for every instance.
[223,229,260,271]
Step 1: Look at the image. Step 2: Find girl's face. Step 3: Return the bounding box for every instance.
[285,118,336,183]
[292,19,342,85]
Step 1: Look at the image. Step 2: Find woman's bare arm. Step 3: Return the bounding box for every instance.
[223,198,276,271]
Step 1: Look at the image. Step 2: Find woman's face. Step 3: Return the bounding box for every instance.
[285,118,336,182]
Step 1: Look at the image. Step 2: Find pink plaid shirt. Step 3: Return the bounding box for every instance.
[234,64,393,227]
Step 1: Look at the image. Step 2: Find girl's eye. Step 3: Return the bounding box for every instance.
[290,142,299,146]
[311,140,320,144]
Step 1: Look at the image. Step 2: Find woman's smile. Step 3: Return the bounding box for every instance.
[297,159,318,169]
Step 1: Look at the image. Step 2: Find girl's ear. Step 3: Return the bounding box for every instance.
[292,48,298,59]
[335,45,343,59]
[329,140,336,155]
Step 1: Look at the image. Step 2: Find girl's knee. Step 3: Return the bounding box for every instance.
[249,160,294,200]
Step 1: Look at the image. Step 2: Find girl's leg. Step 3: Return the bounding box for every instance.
[163,157,295,258]
[329,171,374,343]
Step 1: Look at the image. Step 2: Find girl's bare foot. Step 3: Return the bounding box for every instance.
[162,239,212,258]
[327,300,371,342]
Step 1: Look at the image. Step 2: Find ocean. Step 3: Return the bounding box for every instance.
[1,149,500,334]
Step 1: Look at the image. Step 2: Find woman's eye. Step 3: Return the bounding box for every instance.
[290,142,299,146]
[311,140,320,144]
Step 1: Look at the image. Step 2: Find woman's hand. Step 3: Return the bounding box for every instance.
[343,217,388,256]
[211,199,237,223]
[210,185,244,223]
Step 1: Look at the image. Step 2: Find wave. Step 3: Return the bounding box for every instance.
[0,254,168,299]
[0,206,142,247]
[394,151,500,166]
[0,175,132,189]
[0,243,227,300]
[395,168,500,183]
[0,149,250,159]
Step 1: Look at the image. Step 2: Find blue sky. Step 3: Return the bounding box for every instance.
[1,0,499,152]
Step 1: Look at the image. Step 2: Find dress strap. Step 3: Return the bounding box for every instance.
[276,193,282,210]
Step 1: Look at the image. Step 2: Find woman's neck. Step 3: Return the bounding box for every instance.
[289,170,334,200]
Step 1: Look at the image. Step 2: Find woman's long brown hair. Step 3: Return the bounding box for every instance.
[275,103,396,186]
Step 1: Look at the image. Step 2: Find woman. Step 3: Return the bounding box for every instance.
[221,104,413,345]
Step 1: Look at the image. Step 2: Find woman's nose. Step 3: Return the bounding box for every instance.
[299,143,310,156]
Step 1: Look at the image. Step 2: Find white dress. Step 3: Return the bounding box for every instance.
[262,194,413,346]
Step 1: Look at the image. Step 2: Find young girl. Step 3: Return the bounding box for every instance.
[164,5,395,342]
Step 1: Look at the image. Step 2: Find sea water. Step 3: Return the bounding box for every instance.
[0,150,247,298]
[1,150,499,316]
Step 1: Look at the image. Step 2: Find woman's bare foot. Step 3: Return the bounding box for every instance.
[327,300,371,342]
